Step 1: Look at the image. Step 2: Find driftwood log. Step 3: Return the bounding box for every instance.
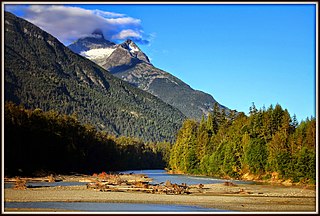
[86,180,190,195]
[13,178,27,190]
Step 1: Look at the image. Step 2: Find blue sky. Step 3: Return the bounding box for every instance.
[5,3,316,122]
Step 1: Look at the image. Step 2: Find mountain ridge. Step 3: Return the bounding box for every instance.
[68,33,230,120]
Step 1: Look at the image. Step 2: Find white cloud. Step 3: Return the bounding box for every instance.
[106,17,141,25]
[9,5,150,45]
[113,29,142,40]
[93,9,125,18]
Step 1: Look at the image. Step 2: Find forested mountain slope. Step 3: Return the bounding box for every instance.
[4,11,185,143]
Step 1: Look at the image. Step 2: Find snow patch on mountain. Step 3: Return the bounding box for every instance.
[128,43,140,53]
[80,47,116,60]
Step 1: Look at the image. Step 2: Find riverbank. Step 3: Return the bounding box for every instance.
[4,177,316,212]
[166,169,313,187]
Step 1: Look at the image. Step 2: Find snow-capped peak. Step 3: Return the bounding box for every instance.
[122,39,140,54]
[128,42,140,53]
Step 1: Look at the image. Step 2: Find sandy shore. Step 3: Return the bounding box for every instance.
[4,182,316,212]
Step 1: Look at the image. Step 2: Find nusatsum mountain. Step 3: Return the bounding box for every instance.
[4,11,186,143]
[68,30,230,120]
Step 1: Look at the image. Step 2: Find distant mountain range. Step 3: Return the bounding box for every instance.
[4,11,186,143]
[68,30,229,120]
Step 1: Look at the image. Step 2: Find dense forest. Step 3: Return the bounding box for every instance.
[4,102,171,176]
[169,103,316,184]
[4,101,316,184]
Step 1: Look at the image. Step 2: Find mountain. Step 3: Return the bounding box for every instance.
[4,11,186,143]
[68,35,150,73]
[68,31,229,120]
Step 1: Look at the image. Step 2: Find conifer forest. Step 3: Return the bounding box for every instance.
[169,103,316,184]
[5,101,316,184]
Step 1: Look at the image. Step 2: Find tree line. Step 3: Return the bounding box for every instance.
[4,102,171,176]
[4,101,316,184]
[169,103,316,184]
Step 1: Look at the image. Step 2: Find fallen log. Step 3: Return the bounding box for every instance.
[110,187,154,192]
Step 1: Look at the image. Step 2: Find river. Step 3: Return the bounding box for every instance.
[121,169,253,185]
